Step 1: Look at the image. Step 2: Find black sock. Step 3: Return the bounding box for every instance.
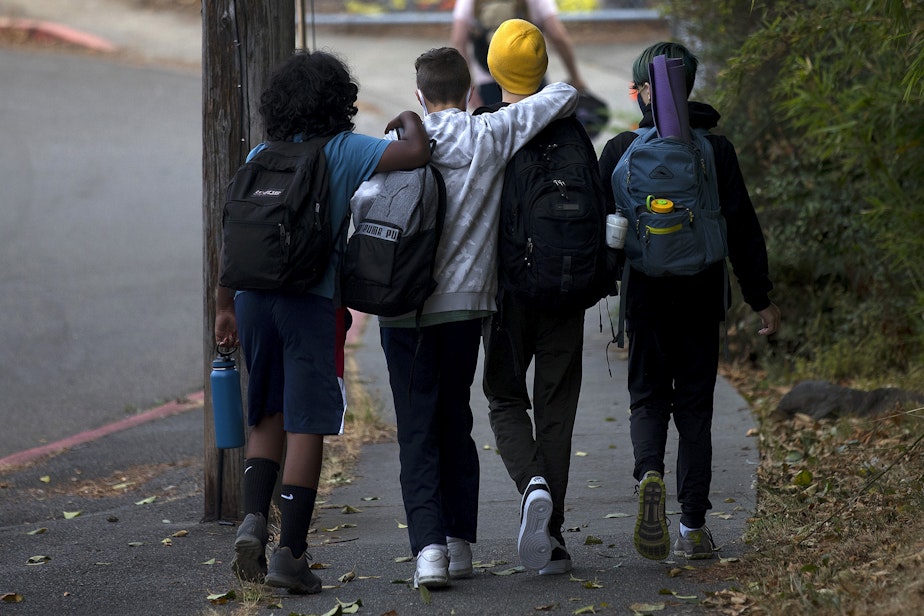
[277,484,318,559]
[242,458,279,520]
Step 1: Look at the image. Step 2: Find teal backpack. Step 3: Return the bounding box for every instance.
[611,127,729,347]
[612,126,727,277]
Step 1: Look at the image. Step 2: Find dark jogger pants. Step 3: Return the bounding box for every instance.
[380,319,481,555]
[482,296,585,538]
[627,318,719,529]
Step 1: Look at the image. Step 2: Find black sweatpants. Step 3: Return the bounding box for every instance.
[380,319,482,555]
[482,295,585,538]
[626,317,720,529]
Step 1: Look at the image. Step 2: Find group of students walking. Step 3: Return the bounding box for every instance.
[214,18,781,595]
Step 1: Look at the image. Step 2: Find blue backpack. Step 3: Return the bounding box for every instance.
[611,126,727,277]
[611,127,729,348]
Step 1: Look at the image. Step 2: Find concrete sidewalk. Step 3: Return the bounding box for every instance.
[0,309,759,615]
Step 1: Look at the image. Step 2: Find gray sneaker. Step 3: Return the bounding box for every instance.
[633,471,670,560]
[265,546,322,594]
[231,512,268,582]
[673,526,716,560]
[413,545,450,589]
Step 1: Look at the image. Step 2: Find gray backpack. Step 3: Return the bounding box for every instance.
[341,161,446,318]
[611,127,727,277]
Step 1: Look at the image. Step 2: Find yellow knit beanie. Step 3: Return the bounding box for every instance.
[487,19,548,96]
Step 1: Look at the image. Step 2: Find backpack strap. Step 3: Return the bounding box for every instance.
[615,264,629,349]
[408,143,446,396]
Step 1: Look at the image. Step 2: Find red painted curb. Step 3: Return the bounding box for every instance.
[0,17,117,53]
[0,391,204,471]
[0,315,374,472]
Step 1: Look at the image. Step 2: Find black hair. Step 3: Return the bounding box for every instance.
[259,50,358,140]
[631,41,699,97]
[415,47,471,105]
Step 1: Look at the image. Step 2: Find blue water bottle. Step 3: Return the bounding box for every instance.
[210,347,245,449]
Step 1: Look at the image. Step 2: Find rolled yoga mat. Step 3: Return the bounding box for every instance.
[650,54,691,142]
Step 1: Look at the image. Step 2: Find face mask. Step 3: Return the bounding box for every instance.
[637,91,648,113]
[416,89,429,116]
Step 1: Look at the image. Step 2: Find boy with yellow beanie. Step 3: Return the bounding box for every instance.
[486,17,549,97]
[377,41,578,590]
[478,18,609,577]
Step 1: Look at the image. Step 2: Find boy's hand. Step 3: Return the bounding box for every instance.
[215,310,238,348]
[215,285,238,348]
[757,303,781,336]
[385,110,423,135]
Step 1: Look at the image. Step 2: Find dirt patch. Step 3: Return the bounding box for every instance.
[22,460,198,500]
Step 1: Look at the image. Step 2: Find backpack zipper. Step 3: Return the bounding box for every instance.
[280,224,290,254]
[553,178,567,199]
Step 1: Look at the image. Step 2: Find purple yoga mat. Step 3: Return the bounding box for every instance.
[650,55,691,142]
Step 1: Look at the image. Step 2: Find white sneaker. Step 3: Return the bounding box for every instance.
[518,476,553,570]
[538,537,573,575]
[446,536,473,579]
[413,544,449,589]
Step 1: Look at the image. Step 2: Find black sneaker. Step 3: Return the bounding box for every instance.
[633,470,671,560]
[231,512,268,582]
[518,476,553,570]
[265,546,322,594]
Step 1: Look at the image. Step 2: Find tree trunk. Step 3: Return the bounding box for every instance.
[202,0,295,523]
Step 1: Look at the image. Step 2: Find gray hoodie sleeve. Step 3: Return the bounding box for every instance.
[477,82,580,161]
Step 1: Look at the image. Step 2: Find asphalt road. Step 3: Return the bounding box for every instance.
[0,48,203,458]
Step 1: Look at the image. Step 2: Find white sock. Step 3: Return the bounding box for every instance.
[421,542,448,555]
[680,523,701,537]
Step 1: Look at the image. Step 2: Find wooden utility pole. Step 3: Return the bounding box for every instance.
[202,0,295,522]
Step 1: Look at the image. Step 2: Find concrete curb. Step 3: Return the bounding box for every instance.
[0,17,117,52]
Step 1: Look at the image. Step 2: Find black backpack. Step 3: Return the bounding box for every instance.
[496,114,611,312]
[218,138,335,294]
[341,161,447,317]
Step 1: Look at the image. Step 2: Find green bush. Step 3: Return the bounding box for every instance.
[657,0,924,381]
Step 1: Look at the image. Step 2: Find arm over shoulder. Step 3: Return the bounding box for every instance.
[479,82,579,160]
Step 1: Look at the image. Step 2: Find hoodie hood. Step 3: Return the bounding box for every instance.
[638,100,721,131]
[423,108,480,171]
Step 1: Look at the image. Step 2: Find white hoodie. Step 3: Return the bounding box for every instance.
[380,81,579,324]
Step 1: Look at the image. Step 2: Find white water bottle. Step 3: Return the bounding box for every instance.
[606,213,628,249]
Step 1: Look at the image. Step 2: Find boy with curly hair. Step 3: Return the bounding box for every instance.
[214,49,430,594]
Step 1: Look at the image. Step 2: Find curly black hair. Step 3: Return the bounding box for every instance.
[259,50,359,141]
